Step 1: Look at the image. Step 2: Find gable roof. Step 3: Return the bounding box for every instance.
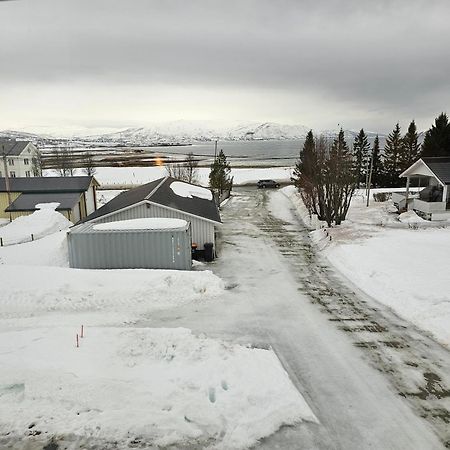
[421,157,450,185]
[83,177,221,224]
[0,176,97,193]
[0,139,33,156]
[5,192,82,212]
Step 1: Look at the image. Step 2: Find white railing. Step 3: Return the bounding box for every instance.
[412,199,446,213]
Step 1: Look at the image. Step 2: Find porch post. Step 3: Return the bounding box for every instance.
[404,176,410,211]
[443,184,448,206]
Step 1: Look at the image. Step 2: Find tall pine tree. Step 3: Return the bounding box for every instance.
[370,135,383,188]
[383,123,405,187]
[292,130,315,189]
[352,128,370,187]
[400,120,421,171]
[209,149,232,198]
[421,112,450,157]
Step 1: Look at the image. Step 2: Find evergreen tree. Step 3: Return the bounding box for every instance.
[383,123,404,187]
[320,129,355,226]
[209,149,232,199]
[421,112,450,157]
[352,128,370,186]
[400,120,421,170]
[292,130,315,189]
[370,135,383,188]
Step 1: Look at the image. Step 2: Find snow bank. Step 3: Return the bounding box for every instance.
[170,180,213,200]
[0,231,69,267]
[0,327,316,448]
[0,266,224,323]
[91,166,293,187]
[93,218,188,231]
[327,228,450,347]
[0,208,71,245]
[398,210,425,224]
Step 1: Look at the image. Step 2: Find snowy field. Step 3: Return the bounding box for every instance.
[277,186,450,347]
[0,207,315,448]
[59,166,293,187]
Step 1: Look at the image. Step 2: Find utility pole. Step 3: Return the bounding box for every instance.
[1,143,13,221]
[366,148,374,207]
[214,139,218,161]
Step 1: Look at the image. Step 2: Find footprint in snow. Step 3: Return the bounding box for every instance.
[208,387,216,403]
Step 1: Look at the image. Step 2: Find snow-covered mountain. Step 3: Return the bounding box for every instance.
[1,121,387,146]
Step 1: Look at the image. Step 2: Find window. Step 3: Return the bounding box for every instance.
[8,158,14,166]
[24,158,29,165]
[10,171,16,178]
[25,171,31,177]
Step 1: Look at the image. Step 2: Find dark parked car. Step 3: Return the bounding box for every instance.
[257,179,280,189]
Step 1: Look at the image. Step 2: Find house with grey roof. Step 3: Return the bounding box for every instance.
[0,139,40,178]
[392,157,450,220]
[82,176,221,254]
[0,176,99,222]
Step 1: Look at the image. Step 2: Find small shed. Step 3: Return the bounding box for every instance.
[68,218,192,270]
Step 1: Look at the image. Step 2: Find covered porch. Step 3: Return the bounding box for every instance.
[393,158,450,221]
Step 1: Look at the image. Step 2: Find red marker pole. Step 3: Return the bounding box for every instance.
[81,325,84,338]
[76,333,79,348]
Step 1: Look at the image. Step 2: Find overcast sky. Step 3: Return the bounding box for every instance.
[0,0,449,134]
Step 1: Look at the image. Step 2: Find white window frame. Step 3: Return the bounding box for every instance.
[8,158,14,166]
[24,158,29,165]
[10,171,16,178]
[25,170,31,177]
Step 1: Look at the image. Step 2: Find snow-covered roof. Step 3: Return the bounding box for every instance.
[170,181,213,201]
[400,157,450,185]
[93,218,188,231]
[82,177,221,224]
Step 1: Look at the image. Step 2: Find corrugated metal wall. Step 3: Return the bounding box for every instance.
[68,222,192,270]
[95,202,215,250]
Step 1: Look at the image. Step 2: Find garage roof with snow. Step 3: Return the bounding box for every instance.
[0,176,97,193]
[82,177,221,224]
[5,192,82,212]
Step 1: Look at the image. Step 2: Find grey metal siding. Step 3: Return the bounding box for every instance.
[68,222,192,270]
[95,203,215,250]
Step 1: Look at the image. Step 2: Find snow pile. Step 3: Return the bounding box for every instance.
[0,231,68,267]
[170,181,213,200]
[0,266,224,324]
[0,207,71,245]
[35,202,60,210]
[93,218,187,231]
[0,327,316,448]
[398,210,425,224]
[327,228,450,346]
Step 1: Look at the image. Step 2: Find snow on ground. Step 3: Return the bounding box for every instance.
[0,265,224,327]
[0,231,69,266]
[0,327,316,449]
[0,196,315,448]
[326,228,450,347]
[276,187,450,347]
[0,206,72,246]
[91,166,292,187]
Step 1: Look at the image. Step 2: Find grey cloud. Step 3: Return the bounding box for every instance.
[0,0,449,129]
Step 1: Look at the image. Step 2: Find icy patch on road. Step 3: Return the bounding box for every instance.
[0,327,317,449]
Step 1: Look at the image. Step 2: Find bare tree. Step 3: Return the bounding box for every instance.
[82,151,97,176]
[165,152,199,183]
[31,149,44,176]
[51,147,75,177]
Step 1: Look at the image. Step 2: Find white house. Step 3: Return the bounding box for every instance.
[0,139,40,178]
[81,177,222,257]
[392,157,450,221]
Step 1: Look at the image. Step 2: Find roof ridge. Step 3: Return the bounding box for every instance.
[145,176,169,200]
